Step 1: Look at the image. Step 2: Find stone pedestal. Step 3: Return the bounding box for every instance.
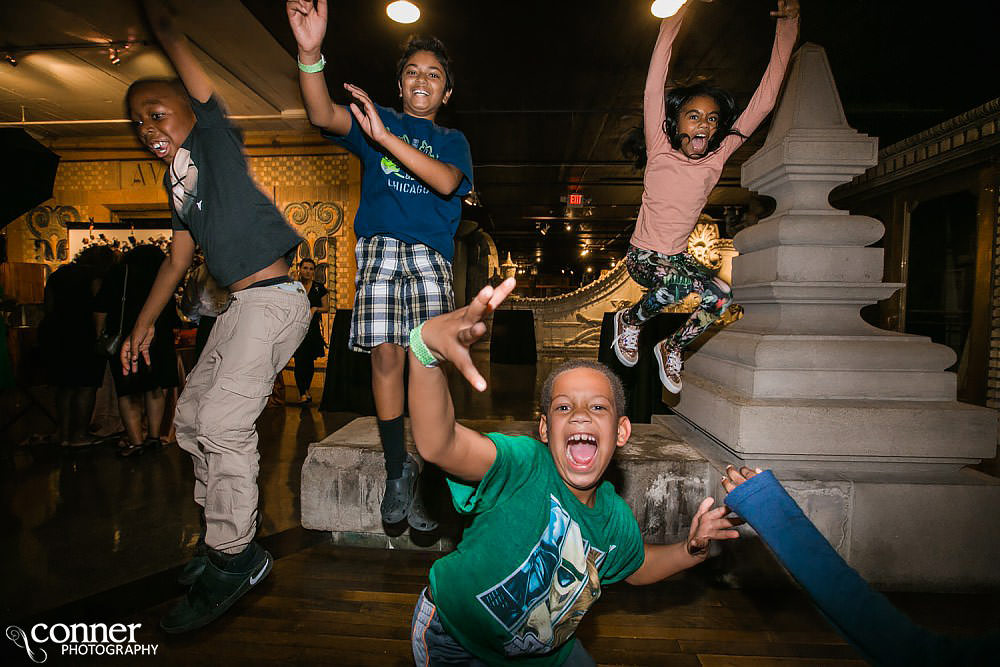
[675,44,997,471]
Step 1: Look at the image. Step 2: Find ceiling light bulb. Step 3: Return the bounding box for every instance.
[650,0,686,19]
[387,1,420,24]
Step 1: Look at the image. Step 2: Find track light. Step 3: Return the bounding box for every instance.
[3,53,16,67]
[651,0,686,19]
[387,1,420,24]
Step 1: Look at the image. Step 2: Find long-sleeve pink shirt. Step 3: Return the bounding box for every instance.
[630,8,799,256]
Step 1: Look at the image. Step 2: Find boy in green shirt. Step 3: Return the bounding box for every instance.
[408,278,742,665]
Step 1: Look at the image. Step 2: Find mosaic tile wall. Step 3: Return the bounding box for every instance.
[4,152,358,309]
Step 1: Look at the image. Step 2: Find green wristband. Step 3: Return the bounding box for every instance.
[409,323,440,368]
[297,54,325,73]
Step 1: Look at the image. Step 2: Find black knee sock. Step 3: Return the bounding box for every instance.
[377,415,406,480]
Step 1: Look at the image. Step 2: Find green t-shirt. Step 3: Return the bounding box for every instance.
[429,433,645,666]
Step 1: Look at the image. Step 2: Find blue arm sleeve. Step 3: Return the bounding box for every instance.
[725,471,993,667]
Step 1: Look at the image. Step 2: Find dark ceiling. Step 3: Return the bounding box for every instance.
[250,0,996,278]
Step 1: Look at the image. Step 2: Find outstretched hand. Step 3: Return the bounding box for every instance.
[419,278,517,392]
[686,496,743,558]
[142,0,179,39]
[345,83,390,144]
[771,0,799,20]
[286,0,327,54]
[721,464,762,493]
[120,325,155,376]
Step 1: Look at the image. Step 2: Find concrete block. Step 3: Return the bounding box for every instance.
[849,474,1000,589]
[301,417,715,549]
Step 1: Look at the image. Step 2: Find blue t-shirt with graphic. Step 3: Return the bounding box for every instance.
[323,104,472,263]
[428,433,645,666]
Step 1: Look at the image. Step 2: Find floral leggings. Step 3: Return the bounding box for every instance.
[622,245,734,350]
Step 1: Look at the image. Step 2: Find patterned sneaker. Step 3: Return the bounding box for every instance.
[655,342,684,394]
[611,310,641,368]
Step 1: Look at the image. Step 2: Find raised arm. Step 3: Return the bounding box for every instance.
[730,0,800,138]
[286,0,353,135]
[120,229,195,374]
[643,3,690,154]
[408,279,517,481]
[142,0,213,103]
[722,466,993,666]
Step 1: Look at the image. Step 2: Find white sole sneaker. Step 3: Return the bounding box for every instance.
[655,344,683,394]
[611,311,640,368]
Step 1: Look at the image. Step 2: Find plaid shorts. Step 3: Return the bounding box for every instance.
[350,235,454,352]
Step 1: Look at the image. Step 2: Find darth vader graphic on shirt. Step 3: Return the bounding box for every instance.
[476,495,608,656]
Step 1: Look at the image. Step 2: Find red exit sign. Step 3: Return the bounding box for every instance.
[568,193,583,206]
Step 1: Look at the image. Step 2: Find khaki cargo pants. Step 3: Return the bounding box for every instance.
[174,282,310,554]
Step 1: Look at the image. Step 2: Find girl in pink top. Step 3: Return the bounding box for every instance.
[612,0,800,394]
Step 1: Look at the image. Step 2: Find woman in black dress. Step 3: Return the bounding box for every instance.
[292,258,329,405]
[39,244,116,446]
[94,244,180,456]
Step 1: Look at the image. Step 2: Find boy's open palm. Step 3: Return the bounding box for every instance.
[421,278,517,392]
[345,84,390,144]
[287,0,327,52]
[686,496,742,557]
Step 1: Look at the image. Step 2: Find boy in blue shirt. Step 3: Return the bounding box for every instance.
[406,278,742,665]
[288,0,474,530]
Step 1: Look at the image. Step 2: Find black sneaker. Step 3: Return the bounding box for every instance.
[160,542,272,634]
[381,458,416,524]
[177,538,208,586]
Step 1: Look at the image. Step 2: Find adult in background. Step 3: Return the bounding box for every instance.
[39,244,117,446]
[291,258,329,405]
[95,243,180,456]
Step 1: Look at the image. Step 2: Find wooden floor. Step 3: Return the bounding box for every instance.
[53,538,995,666]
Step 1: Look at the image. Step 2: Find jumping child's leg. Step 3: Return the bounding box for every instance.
[612,245,689,367]
[399,240,455,532]
[653,254,734,393]
[161,284,309,634]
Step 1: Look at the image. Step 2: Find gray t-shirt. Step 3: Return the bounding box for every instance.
[166,95,301,287]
